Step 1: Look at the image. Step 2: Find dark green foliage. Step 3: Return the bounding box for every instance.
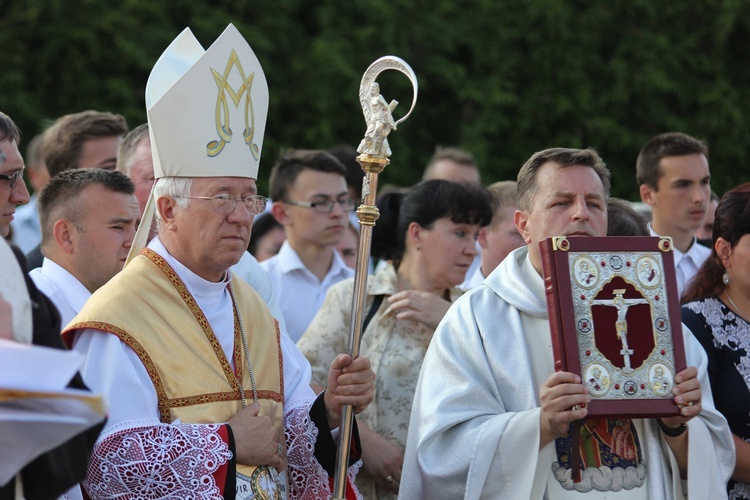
[1,0,748,197]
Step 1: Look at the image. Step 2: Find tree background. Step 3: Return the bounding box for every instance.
[1,0,749,198]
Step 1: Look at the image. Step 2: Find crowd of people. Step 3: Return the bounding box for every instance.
[1,22,749,500]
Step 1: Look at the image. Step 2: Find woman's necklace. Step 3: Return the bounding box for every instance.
[725,288,747,319]
[228,282,258,407]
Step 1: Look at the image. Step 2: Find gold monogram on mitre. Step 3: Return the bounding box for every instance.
[207,49,259,160]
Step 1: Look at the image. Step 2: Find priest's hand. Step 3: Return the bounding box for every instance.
[228,403,286,473]
[324,354,375,429]
[660,365,702,430]
[657,366,701,478]
[539,371,590,449]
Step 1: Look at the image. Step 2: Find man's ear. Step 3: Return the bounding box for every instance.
[156,196,179,230]
[271,201,290,225]
[477,226,489,250]
[514,209,532,245]
[639,183,656,207]
[53,219,76,254]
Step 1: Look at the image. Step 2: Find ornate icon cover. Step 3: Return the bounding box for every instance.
[540,236,686,418]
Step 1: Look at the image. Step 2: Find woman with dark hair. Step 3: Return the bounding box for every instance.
[682,183,750,499]
[298,180,492,499]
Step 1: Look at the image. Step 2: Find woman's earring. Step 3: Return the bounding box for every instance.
[723,272,730,285]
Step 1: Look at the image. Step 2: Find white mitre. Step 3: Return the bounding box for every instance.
[127,23,269,262]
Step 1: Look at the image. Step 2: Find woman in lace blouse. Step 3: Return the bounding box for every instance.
[682,183,750,499]
[298,180,492,499]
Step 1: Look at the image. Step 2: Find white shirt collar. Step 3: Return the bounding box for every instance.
[649,226,709,263]
[276,240,351,281]
[39,258,92,314]
[148,237,231,298]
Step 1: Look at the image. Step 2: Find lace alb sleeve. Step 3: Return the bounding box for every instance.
[285,399,362,500]
[84,422,232,499]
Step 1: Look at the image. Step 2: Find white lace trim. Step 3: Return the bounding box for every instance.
[284,398,362,500]
[98,417,163,442]
[729,480,750,500]
[84,423,232,499]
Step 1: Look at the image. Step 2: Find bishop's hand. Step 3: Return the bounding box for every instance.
[324,354,375,429]
[228,403,286,473]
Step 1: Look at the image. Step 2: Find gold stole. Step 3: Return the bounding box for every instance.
[66,249,285,485]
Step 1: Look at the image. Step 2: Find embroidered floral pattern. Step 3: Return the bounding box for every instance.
[685,298,750,499]
[686,298,750,389]
[84,423,231,499]
[730,453,750,500]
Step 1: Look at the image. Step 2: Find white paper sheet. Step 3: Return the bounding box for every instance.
[0,340,106,486]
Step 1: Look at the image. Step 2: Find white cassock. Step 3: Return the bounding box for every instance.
[400,247,734,499]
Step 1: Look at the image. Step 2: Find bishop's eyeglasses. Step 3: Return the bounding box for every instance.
[175,194,268,215]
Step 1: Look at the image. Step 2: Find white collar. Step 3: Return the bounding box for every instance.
[40,258,92,313]
[276,240,350,279]
[521,252,545,302]
[148,237,231,299]
[649,226,707,261]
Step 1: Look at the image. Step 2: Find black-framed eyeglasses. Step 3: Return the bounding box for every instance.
[284,198,356,214]
[175,194,268,215]
[0,169,22,189]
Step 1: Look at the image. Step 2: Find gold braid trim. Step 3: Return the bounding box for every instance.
[142,248,240,393]
[68,320,172,422]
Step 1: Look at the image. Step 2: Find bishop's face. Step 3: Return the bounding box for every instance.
[515,162,608,274]
[164,176,257,282]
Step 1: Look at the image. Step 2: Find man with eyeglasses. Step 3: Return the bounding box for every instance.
[0,114,30,239]
[262,149,356,343]
[61,26,372,498]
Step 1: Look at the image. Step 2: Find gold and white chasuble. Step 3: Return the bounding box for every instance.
[65,246,331,499]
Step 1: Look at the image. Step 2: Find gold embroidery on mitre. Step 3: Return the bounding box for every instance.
[206,49,259,160]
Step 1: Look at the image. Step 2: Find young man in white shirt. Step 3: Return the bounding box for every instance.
[29,168,140,326]
[637,132,712,298]
[262,149,355,342]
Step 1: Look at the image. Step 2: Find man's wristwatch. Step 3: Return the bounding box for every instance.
[657,418,688,437]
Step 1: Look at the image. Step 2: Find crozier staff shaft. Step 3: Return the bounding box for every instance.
[331,55,417,500]
[331,155,387,499]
